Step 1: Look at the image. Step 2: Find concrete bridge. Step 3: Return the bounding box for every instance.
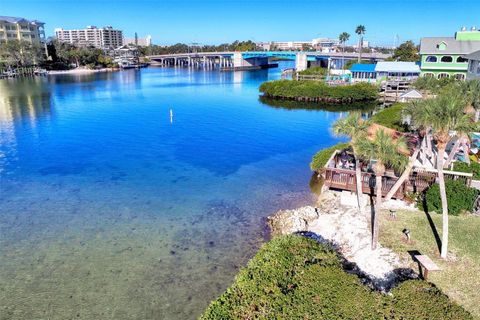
[147,51,390,71]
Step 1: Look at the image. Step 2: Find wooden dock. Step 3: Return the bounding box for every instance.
[322,167,472,199]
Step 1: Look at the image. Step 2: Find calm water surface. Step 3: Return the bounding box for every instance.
[0,64,347,319]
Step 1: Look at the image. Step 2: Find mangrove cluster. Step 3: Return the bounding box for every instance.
[259,80,378,104]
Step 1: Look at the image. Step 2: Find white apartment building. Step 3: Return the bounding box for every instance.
[55,26,123,49]
[124,35,152,47]
[0,16,45,44]
[263,38,340,51]
[272,41,312,50]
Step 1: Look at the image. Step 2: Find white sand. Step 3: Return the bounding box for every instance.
[48,68,111,75]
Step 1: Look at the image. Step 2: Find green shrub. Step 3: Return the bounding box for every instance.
[201,235,470,319]
[297,66,328,76]
[419,179,479,215]
[390,280,473,320]
[259,80,378,103]
[310,143,350,171]
[371,103,408,132]
[453,161,480,180]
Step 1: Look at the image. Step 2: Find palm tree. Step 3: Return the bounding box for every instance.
[339,32,350,74]
[457,80,480,121]
[384,101,424,201]
[332,113,370,212]
[407,94,474,259]
[355,25,366,63]
[355,129,407,250]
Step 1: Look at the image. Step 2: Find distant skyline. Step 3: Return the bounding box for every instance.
[3,0,480,46]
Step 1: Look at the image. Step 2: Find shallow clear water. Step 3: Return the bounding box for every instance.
[0,64,347,319]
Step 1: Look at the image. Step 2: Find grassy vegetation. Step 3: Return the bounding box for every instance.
[380,210,480,319]
[371,103,408,132]
[201,235,471,319]
[453,161,480,180]
[259,80,378,103]
[310,142,350,171]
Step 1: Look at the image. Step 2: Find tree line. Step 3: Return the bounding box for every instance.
[0,39,259,70]
[138,40,258,56]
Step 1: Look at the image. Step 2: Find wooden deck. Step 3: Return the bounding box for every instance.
[322,167,472,199]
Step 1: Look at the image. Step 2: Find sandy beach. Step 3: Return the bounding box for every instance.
[48,67,115,75]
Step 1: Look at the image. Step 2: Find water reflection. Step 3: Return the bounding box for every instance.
[309,172,324,196]
[0,77,53,124]
[0,78,55,174]
[259,96,378,113]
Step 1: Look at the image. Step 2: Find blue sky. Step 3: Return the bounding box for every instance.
[3,0,479,46]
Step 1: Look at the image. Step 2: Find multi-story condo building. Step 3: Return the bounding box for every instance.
[0,16,45,44]
[420,27,480,80]
[260,38,340,51]
[124,35,152,47]
[55,26,123,49]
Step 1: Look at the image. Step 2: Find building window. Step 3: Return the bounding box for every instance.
[437,73,450,79]
[470,61,476,72]
[441,56,453,63]
[457,56,468,63]
[437,42,448,50]
[454,74,465,80]
[426,56,437,63]
[424,73,434,78]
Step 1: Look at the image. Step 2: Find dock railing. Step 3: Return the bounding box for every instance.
[321,151,472,199]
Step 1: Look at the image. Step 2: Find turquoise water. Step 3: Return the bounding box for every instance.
[0,64,347,319]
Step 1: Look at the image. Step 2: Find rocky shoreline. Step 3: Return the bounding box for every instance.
[267,191,417,291]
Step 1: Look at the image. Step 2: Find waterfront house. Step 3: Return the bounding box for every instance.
[419,27,480,80]
[374,62,420,82]
[350,62,420,83]
[321,124,472,199]
[399,89,423,102]
[350,64,377,83]
[465,49,480,80]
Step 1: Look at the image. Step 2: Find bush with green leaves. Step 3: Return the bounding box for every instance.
[371,103,408,132]
[297,66,328,76]
[201,235,471,320]
[453,161,480,180]
[419,179,480,215]
[259,80,378,103]
[310,143,350,171]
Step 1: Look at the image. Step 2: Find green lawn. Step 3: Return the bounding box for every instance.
[380,210,480,319]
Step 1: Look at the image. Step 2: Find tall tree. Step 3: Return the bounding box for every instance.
[355,25,366,62]
[0,40,44,67]
[339,32,350,73]
[392,41,419,62]
[408,94,474,258]
[332,113,370,213]
[355,129,407,249]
